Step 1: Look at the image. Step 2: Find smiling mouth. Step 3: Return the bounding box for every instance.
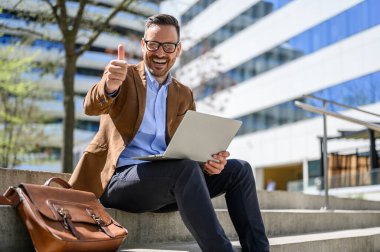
[152,58,167,64]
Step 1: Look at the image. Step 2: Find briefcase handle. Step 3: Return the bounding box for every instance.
[44,177,72,189]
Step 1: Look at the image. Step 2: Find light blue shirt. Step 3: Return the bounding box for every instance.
[116,67,171,167]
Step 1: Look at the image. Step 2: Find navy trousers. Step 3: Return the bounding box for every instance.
[100,159,269,252]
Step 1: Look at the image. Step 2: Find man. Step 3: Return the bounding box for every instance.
[69,14,269,252]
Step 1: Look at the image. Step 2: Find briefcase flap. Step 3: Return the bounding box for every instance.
[20,183,112,225]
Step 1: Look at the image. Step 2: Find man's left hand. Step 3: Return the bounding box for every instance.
[202,151,230,175]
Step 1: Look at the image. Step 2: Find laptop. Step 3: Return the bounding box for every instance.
[132,110,242,162]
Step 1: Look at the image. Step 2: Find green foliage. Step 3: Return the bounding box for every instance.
[0,46,50,168]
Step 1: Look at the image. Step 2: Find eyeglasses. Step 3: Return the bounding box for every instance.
[144,40,179,53]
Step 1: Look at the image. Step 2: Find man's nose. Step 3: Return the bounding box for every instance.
[155,45,166,57]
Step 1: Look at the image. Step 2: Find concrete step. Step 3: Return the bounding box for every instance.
[259,191,380,210]
[212,191,380,210]
[269,227,380,252]
[119,227,380,252]
[2,205,380,251]
[2,168,380,211]
[111,209,380,246]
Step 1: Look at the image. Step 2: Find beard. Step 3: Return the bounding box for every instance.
[144,54,175,80]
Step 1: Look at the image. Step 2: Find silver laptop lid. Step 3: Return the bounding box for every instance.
[164,110,242,162]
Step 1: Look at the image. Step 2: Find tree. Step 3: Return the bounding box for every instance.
[2,0,141,173]
[0,46,50,168]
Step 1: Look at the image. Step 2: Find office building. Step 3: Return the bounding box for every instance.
[167,0,380,196]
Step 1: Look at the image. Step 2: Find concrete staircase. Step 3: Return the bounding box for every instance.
[1,168,380,251]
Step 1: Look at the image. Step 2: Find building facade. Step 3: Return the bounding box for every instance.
[169,0,380,195]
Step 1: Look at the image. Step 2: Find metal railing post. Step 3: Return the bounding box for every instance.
[322,101,329,209]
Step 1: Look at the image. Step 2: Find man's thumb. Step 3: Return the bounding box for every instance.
[118,44,125,61]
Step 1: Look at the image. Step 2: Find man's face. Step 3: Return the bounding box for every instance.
[141,24,181,81]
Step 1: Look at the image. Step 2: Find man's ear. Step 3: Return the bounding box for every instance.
[176,42,182,57]
[140,38,145,53]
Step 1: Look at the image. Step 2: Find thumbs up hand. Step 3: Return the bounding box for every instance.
[105,44,128,93]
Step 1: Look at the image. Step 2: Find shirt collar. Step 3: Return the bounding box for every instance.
[144,65,172,90]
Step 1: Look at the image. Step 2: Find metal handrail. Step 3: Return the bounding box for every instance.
[304,94,380,118]
[295,101,380,132]
[294,100,380,210]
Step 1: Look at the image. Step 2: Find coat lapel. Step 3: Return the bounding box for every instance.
[166,80,179,142]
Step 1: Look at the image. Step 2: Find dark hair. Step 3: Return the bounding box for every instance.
[145,14,180,40]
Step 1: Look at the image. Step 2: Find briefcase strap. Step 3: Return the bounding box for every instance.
[44,177,72,188]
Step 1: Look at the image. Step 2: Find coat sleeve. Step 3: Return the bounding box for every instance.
[83,73,120,116]
[189,89,196,111]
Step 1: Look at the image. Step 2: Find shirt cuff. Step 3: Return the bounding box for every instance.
[106,87,120,98]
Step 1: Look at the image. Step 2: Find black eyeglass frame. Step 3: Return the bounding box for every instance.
[143,39,180,53]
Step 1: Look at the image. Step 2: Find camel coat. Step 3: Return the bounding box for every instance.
[69,62,196,197]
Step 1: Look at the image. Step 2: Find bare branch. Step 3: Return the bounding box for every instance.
[72,0,87,35]
[82,0,151,17]
[1,26,63,46]
[57,0,68,34]
[76,0,135,56]
[1,24,42,38]
[13,0,23,8]
[42,0,64,32]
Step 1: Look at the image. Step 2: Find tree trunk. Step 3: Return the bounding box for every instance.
[62,45,77,173]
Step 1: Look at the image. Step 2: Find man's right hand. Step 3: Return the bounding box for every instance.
[105,44,128,93]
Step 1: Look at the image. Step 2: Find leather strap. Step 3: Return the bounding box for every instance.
[44,177,72,189]
[99,225,116,238]
[0,195,12,205]
[66,217,85,240]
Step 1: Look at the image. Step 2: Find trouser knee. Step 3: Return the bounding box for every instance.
[176,159,203,178]
[229,159,256,185]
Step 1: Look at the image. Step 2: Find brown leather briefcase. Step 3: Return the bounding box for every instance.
[0,177,128,252]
